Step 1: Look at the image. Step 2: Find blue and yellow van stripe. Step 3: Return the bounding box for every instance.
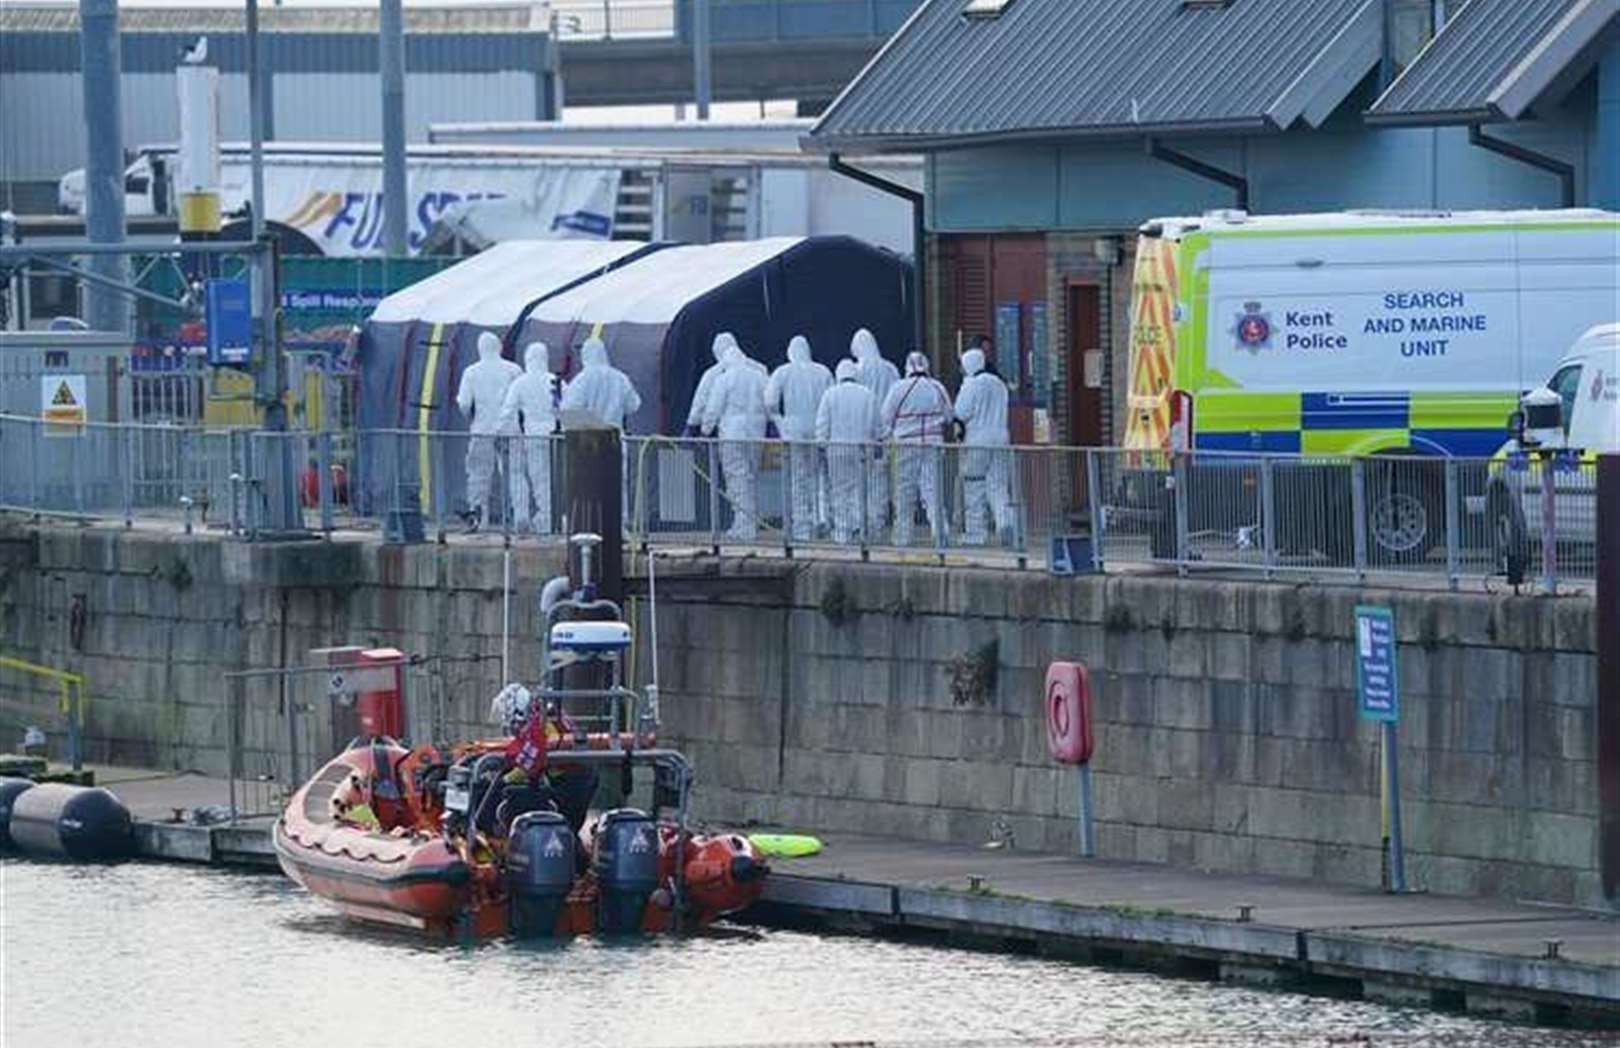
[1194,391,1516,457]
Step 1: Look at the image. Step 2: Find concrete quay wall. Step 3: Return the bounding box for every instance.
[0,526,1603,908]
[651,562,1604,910]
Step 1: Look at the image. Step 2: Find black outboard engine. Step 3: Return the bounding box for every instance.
[506,810,576,937]
[592,808,658,934]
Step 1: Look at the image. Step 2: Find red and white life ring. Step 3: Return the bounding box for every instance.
[1045,661,1093,765]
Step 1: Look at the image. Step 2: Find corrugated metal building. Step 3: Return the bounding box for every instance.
[0,4,559,210]
[806,0,1620,448]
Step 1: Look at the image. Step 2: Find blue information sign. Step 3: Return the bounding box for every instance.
[1354,605,1398,722]
[205,279,252,367]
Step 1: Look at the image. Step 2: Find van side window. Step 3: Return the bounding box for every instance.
[1548,365,1583,436]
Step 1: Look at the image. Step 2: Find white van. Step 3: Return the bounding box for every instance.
[1486,324,1620,581]
[1122,208,1620,562]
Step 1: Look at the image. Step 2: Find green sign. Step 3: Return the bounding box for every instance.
[1355,605,1398,722]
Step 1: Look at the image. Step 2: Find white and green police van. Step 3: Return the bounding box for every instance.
[1121,208,1620,563]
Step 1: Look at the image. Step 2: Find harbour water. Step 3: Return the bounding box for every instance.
[2,861,1612,1048]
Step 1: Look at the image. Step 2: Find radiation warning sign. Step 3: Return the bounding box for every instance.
[41,374,88,434]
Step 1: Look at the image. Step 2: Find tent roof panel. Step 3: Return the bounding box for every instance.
[368,240,645,326]
[530,237,806,327]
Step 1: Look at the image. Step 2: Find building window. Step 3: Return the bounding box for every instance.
[1388,0,1436,76]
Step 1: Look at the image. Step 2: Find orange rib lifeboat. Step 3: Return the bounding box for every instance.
[274,741,471,932]
[274,735,768,939]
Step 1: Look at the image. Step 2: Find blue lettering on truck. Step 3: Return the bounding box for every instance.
[1365,289,1488,358]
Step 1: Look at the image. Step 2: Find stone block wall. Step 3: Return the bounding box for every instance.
[0,526,1603,907]
[649,562,1604,908]
[0,528,566,775]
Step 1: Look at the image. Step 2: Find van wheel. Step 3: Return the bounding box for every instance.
[1366,458,1441,565]
[1489,487,1529,586]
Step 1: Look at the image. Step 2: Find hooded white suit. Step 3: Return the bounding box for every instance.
[686,332,766,436]
[954,348,1014,544]
[881,352,951,546]
[703,343,770,541]
[560,337,641,430]
[497,342,559,534]
[815,359,881,544]
[455,331,522,527]
[765,336,833,541]
[850,328,900,537]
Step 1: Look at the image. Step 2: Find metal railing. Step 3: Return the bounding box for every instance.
[0,654,87,771]
[550,0,918,42]
[553,0,675,39]
[0,413,1598,591]
[1087,447,1593,590]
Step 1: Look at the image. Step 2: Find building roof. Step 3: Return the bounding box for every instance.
[808,0,1382,152]
[0,3,550,34]
[1368,0,1620,126]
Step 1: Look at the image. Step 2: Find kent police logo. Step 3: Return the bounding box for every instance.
[1232,301,1273,351]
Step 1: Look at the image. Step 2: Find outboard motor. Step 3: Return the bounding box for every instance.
[506,810,575,937]
[10,783,132,860]
[592,808,658,934]
[0,778,36,851]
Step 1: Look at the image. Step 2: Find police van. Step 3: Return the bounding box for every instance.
[1121,208,1620,562]
[1487,324,1620,583]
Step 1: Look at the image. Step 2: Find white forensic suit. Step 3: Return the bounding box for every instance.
[880,352,952,546]
[851,328,900,536]
[559,337,642,526]
[560,337,641,429]
[954,348,1014,545]
[702,343,770,541]
[764,335,833,542]
[455,331,521,531]
[814,359,881,545]
[496,342,559,535]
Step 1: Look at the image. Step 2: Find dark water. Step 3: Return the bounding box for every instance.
[2,860,1613,1048]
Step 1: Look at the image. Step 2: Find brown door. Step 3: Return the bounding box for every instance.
[1066,282,1104,447]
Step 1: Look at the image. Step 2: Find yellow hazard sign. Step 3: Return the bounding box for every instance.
[41,374,88,435]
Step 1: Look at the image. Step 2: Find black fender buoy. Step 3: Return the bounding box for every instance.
[0,778,36,851]
[10,783,133,861]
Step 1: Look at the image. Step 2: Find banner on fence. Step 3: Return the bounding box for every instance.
[40,374,87,435]
[218,160,622,257]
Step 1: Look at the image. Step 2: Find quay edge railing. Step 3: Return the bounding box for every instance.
[0,412,1595,592]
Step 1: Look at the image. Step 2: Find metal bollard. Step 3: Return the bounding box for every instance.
[1260,456,1277,577]
[229,472,243,537]
[317,431,334,537]
[122,426,135,528]
[1084,448,1103,573]
[181,495,194,535]
[1444,457,1460,590]
[859,444,871,562]
[1351,458,1369,581]
[1171,452,1189,574]
[30,417,41,515]
[707,440,721,555]
[782,440,795,558]
[1539,452,1558,593]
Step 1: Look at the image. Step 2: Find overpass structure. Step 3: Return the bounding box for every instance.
[0,1,916,207]
[560,35,887,110]
[555,0,921,108]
